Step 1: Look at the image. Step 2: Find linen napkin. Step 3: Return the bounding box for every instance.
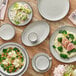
[68,10,76,25]
[0,0,8,20]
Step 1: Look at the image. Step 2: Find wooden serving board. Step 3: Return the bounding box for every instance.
[0,0,76,76]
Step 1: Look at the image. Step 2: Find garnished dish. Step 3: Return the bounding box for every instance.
[53,64,76,76]
[53,30,76,59]
[8,2,32,26]
[0,47,24,73]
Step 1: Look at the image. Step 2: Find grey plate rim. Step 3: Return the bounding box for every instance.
[0,42,29,76]
[37,0,70,21]
[8,1,33,26]
[32,53,52,73]
[21,20,50,46]
[50,26,76,63]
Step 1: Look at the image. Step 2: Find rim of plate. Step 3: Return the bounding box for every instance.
[50,26,76,63]
[0,42,29,76]
[37,0,70,21]
[21,20,50,46]
[8,1,33,26]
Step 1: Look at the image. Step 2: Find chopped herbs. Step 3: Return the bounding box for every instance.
[67,49,76,54]
[58,37,62,43]
[59,30,67,34]
[57,46,63,52]
[60,54,68,59]
[53,45,56,49]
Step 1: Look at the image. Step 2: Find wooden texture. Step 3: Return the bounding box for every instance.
[0,0,76,76]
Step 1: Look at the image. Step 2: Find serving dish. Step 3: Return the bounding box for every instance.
[8,1,33,26]
[0,42,29,76]
[50,26,76,63]
[21,21,50,46]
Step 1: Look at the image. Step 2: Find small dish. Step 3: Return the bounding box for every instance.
[38,0,70,21]
[0,24,15,40]
[32,53,52,73]
[0,42,29,76]
[50,26,76,63]
[21,21,50,46]
[8,1,33,26]
[28,32,38,43]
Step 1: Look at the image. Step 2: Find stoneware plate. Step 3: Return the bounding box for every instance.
[21,21,50,46]
[0,42,29,76]
[8,1,33,26]
[50,26,76,63]
[38,0,70,21]
[0,24,15,40]
[32,53,52,73]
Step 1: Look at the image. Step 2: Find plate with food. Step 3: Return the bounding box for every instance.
[53,64,76,76]
[0,42,29,76]
[8,1,33,26]
[50,26,76,63]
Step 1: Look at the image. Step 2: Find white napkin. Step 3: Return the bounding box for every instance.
[0,0,8,20]
[68,10,76,25]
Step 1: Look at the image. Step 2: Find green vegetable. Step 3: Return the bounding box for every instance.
[57,46,63,52]
[25,8,31,14]
[14,20,20,25]
[3,49,7,53]
[64,73,70,76]
[71,40,76,45]
[68,34,74,40]
[13,3,19,9]
[21,15,27,21]
[13,47,20,52]
[7,49,12,53]
[12,67,17,72]
[60,54,68,59]
[58,37,62,43]
[52,45,56,49]
[67,49,76,54]
[21,57,24,62]
[59,30,67,34]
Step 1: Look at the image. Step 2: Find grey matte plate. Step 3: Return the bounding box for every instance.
[8,1,33,26]
[0,42,29,76]
[38,0,70,21]
[21,21,50,46]
[50,26,76,63]
[32,53,52,73]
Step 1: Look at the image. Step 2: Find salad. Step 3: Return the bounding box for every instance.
[0,47,24,73]
[53,30,76,59]
[9,2,32,25]
[53,64,76,76]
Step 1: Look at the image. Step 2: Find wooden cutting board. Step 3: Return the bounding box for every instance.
[0,0,76,76]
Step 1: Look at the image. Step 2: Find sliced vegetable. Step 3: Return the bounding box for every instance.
[59,30,67,34]
[67,49,76,54]
[53,45,56,49]
[58,37,62,43]
[60,54,68,59]
[57,46,63,52]
[68,34,74,40]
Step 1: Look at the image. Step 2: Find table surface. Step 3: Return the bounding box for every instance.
[0,0,76,76]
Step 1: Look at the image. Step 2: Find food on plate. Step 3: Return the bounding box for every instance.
[0,47,24,73]
[53,64,76,76]
[9,2,32,25]
[53,30,76,59]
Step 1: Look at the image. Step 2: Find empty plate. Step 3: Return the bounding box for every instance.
[50,26,76,63]
[32,53,52,73]
[38,0,70,21]
[0,24,15,40]
[21,21,50,46]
